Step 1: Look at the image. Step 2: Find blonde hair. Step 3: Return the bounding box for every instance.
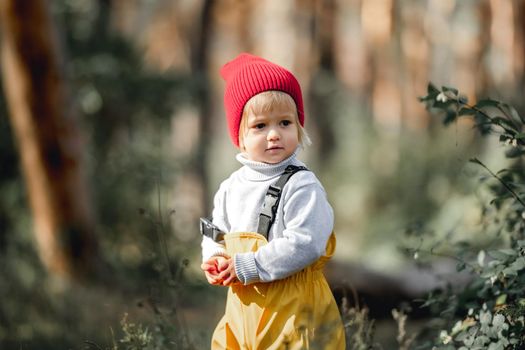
[238,91,311,150]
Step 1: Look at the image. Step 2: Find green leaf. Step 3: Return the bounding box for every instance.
[418,93,437,102]
[504,103,525,123]
[442,86,459,96]
[503,266,518,276]
[495,168,512,175]
[427,82,440,94]
[488,250,514,260]
[481,270,498,279]
[458,107,477,116]
[515,132,525,140]
[469,158,484,166]
[505,148,525,158]
[498,249,518,256]
[443,109,458,125]
[492,116,518,133]
[496,294,507,306]
[475,99,501,109]
[419,83,440,102]
[499,134,511,143]
[509,257,525,271]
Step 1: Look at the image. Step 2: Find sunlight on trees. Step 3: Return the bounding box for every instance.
[0,0,524,348]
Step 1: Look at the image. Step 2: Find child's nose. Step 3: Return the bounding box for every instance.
[267,128,280,141]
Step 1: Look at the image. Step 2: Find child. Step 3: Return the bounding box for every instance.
[201,53,345,350]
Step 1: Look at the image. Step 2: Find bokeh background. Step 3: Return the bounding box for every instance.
[1,0,524,348]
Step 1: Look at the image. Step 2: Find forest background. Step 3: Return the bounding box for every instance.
[0,0,524,349]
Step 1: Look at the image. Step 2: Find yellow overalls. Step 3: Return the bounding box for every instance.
[211,232,346,350]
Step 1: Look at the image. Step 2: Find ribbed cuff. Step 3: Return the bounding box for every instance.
[234,252,259,285]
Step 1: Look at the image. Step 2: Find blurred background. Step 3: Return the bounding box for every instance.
[0,0,524,348]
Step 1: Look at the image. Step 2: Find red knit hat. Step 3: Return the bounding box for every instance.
[220,53,305,147]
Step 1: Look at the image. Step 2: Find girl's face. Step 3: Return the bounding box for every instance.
[240,102,299,164]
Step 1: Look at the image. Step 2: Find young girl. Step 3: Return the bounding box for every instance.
[201,53,345,349]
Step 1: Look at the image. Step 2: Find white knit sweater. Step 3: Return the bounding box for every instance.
[201,149,334,285]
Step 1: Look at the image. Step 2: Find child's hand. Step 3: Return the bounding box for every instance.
[201,256,228,285]
[217,258,239,286]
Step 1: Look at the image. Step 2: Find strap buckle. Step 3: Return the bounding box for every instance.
[199,217,225,242]
[257,165,309,237]
[267,185,281,198]
[260,192,279,219]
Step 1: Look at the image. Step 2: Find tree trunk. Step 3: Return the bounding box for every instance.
[309,0,338,162]
[0,0,96,279]
[191,0,215,214]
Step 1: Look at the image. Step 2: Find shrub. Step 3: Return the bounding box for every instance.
[413,84,525,349]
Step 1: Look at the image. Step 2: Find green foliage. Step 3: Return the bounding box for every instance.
[52,1,198,259]
[82,196,198,350]
[414,84,525,349]
[0,1,209,348]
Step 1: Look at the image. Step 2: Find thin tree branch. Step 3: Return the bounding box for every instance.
[471,158,525,208]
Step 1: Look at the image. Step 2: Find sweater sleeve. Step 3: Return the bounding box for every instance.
[201,180,230,262]
[235,176,334,284]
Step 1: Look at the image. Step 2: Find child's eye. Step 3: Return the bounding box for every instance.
[281,120,291,126]
[255,123,266,129]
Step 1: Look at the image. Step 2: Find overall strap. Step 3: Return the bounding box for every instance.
[257,165,308,238]
[200,217,225,242]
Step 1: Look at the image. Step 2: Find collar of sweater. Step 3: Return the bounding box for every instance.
[235,147,304,181]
